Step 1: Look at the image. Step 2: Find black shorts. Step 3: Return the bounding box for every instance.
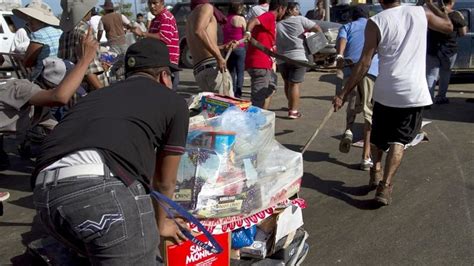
[278,63,307,83]
[371,102,423,151]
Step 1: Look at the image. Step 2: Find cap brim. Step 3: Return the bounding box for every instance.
[169,63,181,72]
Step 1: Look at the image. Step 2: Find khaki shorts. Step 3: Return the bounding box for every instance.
[194,60,233,97]
[344,75,375,126]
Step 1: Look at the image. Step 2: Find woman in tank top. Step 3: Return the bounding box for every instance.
[223,3,246,98]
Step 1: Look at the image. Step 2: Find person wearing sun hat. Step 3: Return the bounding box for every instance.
[58,0,109,91]
[0,29,98,172]
[33,38,188,264]
[13,0,62,81]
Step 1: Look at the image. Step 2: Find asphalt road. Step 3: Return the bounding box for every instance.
[0,69,473,265]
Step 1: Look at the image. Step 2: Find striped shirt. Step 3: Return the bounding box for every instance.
[149,9,180,65]
[58,21,109,90]
[29,26,62,79]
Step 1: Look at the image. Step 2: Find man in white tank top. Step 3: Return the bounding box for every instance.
[332,0,452,206]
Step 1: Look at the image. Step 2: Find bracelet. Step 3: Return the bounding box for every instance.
[245,31,251,37]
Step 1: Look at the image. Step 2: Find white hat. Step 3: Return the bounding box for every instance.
[13,0,59,27]
[41,57,75,86]
[60,0,98,33]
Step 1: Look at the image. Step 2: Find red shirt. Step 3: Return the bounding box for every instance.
[245,12,276,70]
[149,9,180,65]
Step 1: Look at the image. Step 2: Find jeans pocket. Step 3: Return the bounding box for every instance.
[57,189,127,247]
[135,194,159,253]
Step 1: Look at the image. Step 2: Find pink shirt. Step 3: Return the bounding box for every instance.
[149,9,180,65]
[223,14,245,48]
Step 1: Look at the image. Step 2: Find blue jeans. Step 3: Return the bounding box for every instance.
[33,169,159,265]
[227,47,246,98]
[426,53,457,99]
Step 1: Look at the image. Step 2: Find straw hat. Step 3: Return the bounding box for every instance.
[60,0,98,33]
[13,1,59,27]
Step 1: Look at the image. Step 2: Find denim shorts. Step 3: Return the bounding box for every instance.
[278,63,307,83]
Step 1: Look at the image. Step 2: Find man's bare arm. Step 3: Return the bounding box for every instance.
[458,25,467,37]
[335,37,347,68]
[425,1,453,34]
[23,42,42,68]
[152,152,187,244]
[193,4,225,64]
[85,74,104,90]
[29,28,98,106]
[97,30,103,43]
[333,20,379,111]
[245,17,261,38]
[310,24,323,33]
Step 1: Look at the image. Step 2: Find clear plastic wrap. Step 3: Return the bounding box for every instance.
[175,107,303,218]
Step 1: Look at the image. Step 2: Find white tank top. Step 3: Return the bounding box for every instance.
[370,6,433,108]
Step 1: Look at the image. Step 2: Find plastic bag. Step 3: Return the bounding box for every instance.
[175,106,303,218]
[231,225,257,249]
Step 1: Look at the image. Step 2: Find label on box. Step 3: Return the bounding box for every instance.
[202,95,251,118]
[166,232,230,266]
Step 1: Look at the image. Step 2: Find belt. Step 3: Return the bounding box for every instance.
[193,62,217,76]
[35,163,113,187]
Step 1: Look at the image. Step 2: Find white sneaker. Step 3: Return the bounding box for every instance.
[360,158,373,171]
[339,129,353,153]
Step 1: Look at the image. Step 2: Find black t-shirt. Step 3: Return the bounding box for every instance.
[35,76,189,186]
[427,11,468,57]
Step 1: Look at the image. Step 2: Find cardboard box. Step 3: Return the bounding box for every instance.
[241,205,304,258]
[201,95,251,118]
[164,232,231,266]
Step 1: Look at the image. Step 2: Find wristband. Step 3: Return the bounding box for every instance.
[245,31,251,37]
[336,54,344,60]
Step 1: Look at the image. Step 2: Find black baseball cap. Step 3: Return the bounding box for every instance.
[125,38,181,74]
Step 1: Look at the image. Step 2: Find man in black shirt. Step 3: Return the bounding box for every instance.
[33,38,189,265]
[426,0,468,104]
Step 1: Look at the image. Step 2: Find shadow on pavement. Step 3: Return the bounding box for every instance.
[302,172,381,210]
[0,174,33,193]
[275,129,294,137]
[10,214,46,265]
[318,74,339,86]
[283,144,360,170]
[300,95,334,101]
[423,98,474,124]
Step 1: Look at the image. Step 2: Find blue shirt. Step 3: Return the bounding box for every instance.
[337,18,378,77]
[29,26,62,79]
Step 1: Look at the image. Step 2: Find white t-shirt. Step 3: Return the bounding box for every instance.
[370,6,432,108]
[147,11,155,23]
[10,28,30,53]
[247,4,269,20]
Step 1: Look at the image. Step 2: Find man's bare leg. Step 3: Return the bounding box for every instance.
[284,80,289,102]
[375,143,404,205]
[362,121,372,160]
[263,95,273,110]
[369,144,383,188]
[382,143,404,185]
[288,81,301,112]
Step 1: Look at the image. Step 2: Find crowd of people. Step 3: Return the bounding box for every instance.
[0,0,467,263]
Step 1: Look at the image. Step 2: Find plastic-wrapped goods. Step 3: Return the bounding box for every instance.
[231,225,257,249]
[174,106,303,218]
